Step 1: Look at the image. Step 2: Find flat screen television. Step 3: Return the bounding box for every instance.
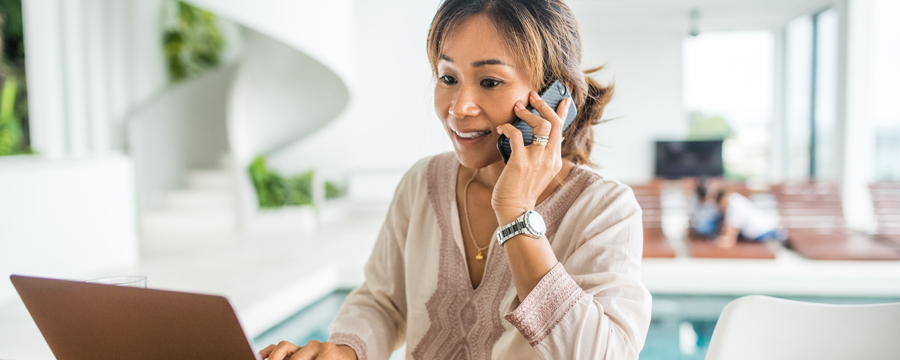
[655,140,724,179]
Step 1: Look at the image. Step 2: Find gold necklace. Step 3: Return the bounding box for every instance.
[463,168,490,261]
[462,166,568,261]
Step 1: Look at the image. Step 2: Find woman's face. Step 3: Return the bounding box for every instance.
[434,14,534,169]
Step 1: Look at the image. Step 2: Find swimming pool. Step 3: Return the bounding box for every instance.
[254,291,900,359]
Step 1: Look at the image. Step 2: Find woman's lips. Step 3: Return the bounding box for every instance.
[452,129,491,146]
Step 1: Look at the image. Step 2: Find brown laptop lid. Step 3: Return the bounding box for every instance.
[10,275,258,360]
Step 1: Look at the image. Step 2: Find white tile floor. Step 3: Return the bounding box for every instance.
[0,200,386,359]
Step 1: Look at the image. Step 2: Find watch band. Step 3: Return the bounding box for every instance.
[496,210,545,247]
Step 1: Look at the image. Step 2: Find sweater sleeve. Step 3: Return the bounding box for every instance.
[328,159,427,360]
[503,183,652,359]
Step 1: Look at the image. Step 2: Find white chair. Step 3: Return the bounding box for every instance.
[705,295,900,360]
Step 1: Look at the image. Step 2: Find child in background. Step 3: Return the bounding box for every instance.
[690,181,721,238]
[714,189,786,248]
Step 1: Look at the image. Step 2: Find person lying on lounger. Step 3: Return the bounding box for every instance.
[690,180,721,238]
[714,189,786,248]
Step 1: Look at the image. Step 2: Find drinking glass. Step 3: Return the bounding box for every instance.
[85,275,147,288]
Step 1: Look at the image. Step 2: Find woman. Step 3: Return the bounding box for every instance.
[261,0,651,359]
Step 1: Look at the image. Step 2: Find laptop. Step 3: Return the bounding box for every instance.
[10,275,261,360]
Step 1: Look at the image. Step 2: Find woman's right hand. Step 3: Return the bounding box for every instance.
[259,340,358,360]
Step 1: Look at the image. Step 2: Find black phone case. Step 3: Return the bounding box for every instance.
[497,80,578,163]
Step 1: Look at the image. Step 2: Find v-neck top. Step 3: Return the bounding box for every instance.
[449,161,577,289]
[329,152,651,360]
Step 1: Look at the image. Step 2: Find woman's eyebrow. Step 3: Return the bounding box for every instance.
[439,54,510,68]
[472,59,511,67]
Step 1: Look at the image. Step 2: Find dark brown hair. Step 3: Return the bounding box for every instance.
[427,0,613,166]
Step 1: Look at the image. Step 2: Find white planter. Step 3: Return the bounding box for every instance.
[318,197,351,225]
[252,205,317,240]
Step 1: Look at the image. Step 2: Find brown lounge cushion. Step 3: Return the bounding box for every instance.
[787,231,900,261]
[876,233,900,249]
[643,227,676,258]
[685,232,776,259]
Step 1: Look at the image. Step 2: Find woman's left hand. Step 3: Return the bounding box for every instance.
[493,90,570,223]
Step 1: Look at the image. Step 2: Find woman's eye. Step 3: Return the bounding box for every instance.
[440,75,457,85]
[480,78,502,88]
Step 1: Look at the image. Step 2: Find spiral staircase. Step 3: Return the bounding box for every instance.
[134,0,355,255]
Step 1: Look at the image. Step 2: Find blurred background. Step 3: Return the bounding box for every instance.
[0,0,898,359]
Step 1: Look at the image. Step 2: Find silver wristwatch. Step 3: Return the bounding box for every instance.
[496,209,547,247]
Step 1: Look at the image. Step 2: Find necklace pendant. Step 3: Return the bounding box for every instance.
[475,251,484,261]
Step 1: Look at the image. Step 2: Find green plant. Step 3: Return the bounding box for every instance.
[249,156,315,208]
[0,75,24,155]
[163,0,225,82]
[324,180,345,200]
[0,0,29,156]
[0,0,24,65]
[688,111,733,140]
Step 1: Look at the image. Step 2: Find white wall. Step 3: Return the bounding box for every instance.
[227,28,353,228]
[229,30,350,166]
[186,0,356,89]
[269,0,690,191]
[176,0,357,227]
[0,156,139,304]
[268,0,450,182]
[128,65,234,211]
[575,19,689,182]
[126,0,170,121]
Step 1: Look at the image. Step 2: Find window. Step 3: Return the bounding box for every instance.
[813,9,840,180]
[782,8,840,181]
[683,31,774,180]
[872,0,900,180]
[783,16,813,180]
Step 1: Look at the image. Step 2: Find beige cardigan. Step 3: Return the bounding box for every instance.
[329,152,651,360]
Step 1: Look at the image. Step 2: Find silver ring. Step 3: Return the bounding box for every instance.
[532,135,550,146]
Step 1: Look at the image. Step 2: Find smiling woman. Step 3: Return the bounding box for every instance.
[260,1,650,359]
[428,1,612,169]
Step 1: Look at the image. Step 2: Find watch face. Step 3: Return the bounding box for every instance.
[526,210,546,236]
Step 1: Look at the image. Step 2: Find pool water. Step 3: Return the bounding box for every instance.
[254,291,900,359]
[254,291,352,351]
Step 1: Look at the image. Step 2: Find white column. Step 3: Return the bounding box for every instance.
[127,0,167,109]
[60,0,90,155]
[842,0,876,231]
[105,0,130,151]
[22,0,67,157]
[84,0,111,153]
[769,28,786,182]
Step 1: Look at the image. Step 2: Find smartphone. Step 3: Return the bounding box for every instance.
[497,80,578,163]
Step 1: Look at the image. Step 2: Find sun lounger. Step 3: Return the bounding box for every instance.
[679,179,775,259]
[685,231,776,259]
[632,182,676,258]
[870,182,900,249]
[643,227,676,258]
[877,234,900,249]
[773,183,900,261]
[680,177,752,197]
[786,230,900,260]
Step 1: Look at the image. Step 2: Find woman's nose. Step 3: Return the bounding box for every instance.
[449,86,480,119]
